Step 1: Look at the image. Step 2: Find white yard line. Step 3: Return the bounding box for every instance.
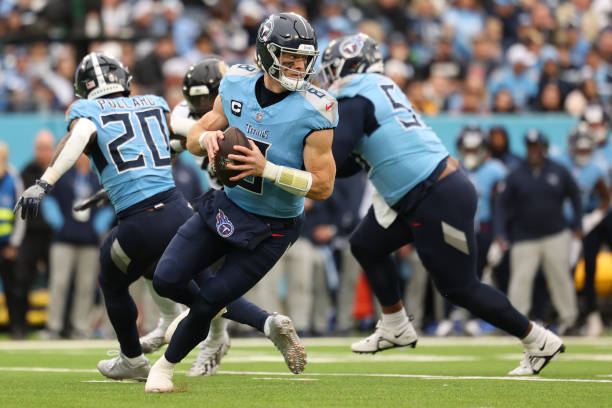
[0,366,610,384]
[1,336,612,350]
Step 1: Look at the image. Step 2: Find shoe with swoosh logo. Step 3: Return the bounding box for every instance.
[508,328,565,375]
[351,320,418,354]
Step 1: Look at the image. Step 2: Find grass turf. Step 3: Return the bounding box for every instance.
[0,337,611,407]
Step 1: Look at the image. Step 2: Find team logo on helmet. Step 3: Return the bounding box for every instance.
[340,36,365,58]
[216,209,234,238]
[258,16,274,42]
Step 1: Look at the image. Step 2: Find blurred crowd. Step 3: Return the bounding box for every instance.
[1,0,612,115]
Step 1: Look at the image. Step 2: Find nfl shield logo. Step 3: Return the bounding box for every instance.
[255,112,263,121]
[216,209,234,238]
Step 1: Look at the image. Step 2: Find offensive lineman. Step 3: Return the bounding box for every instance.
[319,33,565,376]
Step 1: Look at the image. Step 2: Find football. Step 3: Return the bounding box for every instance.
[214,126,251,188]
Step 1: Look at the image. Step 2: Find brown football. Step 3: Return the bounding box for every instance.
[214,126,251,188]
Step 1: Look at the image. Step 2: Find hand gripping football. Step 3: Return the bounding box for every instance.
[214,126,251,188]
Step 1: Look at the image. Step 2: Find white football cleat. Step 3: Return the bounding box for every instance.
[266,313,307,374]
[139,319,167,354]
[187,332,231,376]
[351,320,418,354]
[164,307,227,344]
[145,356,175,393]
[508,328,565,375]
[97,351,150,381]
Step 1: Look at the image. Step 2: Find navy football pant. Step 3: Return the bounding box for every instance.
[99,194,193,358]
[154,213,301,363]
[99,195,273,358]
[350,170,530,338]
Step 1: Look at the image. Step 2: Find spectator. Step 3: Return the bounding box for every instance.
[487,125,522,171]
[495,130,581,334]
[42,155,114,339]
[132,36,176,96]
[488,43,539,111]
[0,142,26,339]
[534,81,564,112]
[492,88,517,113]
[556,0,601,43]
[12,129,55,339]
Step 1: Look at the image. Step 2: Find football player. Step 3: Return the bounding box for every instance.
[145,12,337,393]
[320,33,565,375]
[566,112,612,336]
[15,53,300,382]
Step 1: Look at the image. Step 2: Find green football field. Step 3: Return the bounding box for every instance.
[1,336,611,407]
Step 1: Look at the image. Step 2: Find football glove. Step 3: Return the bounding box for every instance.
[14,179,52,220]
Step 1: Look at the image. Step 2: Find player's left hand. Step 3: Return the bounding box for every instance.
[227,139,265,181]
[14,179,52,220]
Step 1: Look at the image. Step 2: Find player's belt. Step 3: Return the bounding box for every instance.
[261,214,301,230]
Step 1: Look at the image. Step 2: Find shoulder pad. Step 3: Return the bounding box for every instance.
[301,85,338,126]
[226,64,261,78]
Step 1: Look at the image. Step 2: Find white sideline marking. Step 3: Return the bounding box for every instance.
[220,370,612,383]
[219,355,478,363]
[252,377,317,382]
[1,366,611,383]
[2,336,612,350]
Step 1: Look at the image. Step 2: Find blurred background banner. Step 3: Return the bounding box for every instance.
[0,113,578,171]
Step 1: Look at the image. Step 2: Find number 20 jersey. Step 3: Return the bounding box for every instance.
[67,95,175,212]
[329,73,448,206]
[219,64,338,218]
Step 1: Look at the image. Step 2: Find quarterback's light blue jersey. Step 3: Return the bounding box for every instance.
[464,159,507,224]
[67,95,175,212]
[328,73,448,206]
[554,152,605,218]
[219,64,338,218]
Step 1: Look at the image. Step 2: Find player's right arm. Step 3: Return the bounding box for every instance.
[186,95,229,164]
[14,118,97,219]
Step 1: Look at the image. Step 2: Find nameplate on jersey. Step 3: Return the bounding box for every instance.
[231,100,243,117]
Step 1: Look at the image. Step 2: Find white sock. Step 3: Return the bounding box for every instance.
[381,309,409,329]
[264,315,272,337]
[206,318,228,342]
[156,354,177,370]
[125,354,146,365]
[146,279,182,331]
[522,322,544,345]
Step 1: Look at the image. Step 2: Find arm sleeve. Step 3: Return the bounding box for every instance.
[333,96,378,178]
